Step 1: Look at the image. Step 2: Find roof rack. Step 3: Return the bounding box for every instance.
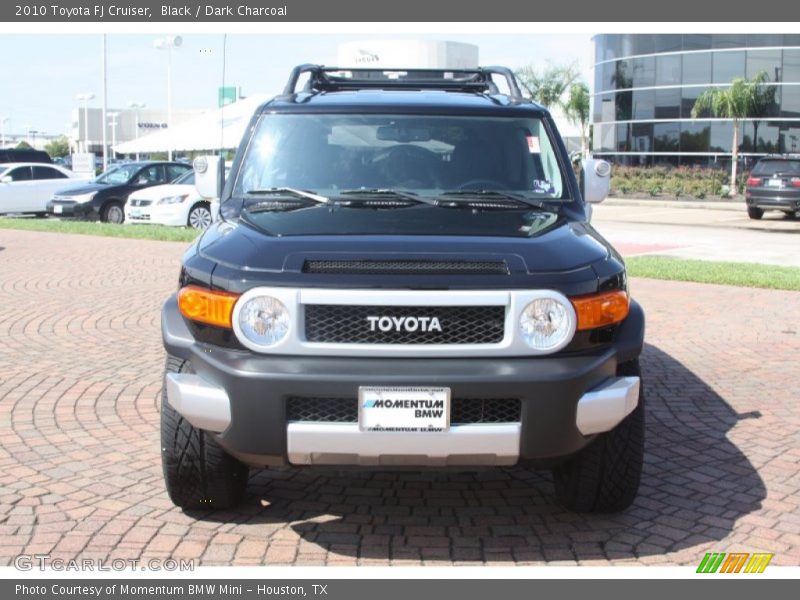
[282,64,524,98]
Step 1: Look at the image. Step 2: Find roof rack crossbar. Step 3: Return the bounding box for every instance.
[281,65,524,98]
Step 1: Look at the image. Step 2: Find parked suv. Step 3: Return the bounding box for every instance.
[745,155,800,219]
[160,66,645,513]
[48,161,191,223]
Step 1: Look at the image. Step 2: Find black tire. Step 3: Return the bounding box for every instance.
[161,355,248,510]
[552,359,645,513]
[782,210,796,220]
[747,206,764,220]
[102,201,125,224]
[187,202,213,230]
[34,212,48,219]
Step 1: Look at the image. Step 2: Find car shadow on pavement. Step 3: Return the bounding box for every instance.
[189,343,766,563]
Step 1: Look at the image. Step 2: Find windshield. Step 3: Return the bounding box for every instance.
[95,164,140,185]
[233,114,568,201]
[753,159,800,176]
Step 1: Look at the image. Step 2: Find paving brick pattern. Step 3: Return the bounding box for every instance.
[1,229,799,566]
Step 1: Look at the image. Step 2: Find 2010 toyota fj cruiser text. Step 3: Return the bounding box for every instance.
[160,65,645,513]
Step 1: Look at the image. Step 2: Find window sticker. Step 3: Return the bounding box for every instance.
[526,135,541,153]
[532,179,555,194]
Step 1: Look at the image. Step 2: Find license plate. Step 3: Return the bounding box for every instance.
[358,386,450,432]
[768,178,783,187]
[53,205,62,214]
[130,208,142,217]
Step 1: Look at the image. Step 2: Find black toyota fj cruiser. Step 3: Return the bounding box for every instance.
[161,66,645,513]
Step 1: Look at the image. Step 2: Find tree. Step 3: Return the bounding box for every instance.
[691,71,772,195]
[15,140,33,150]
[44,135,70,159]
[564,82,590,156]
[515,63,580,110]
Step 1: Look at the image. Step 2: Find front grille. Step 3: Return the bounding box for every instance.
[302,259,509,275]
[286,397,521,424]
[304,305,505,345]
[129,198,152,207]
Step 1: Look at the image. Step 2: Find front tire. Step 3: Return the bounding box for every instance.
[552,359,644,513]
[102,201,125,224]
[747,206,764,220]
[161,355,248,510]
[187,202,213,230]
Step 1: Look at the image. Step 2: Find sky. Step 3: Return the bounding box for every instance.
[0,33,593,136]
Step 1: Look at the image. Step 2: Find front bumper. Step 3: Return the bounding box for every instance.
[126,204,186,226]
[162,295,645,467]
[47,199,96,218]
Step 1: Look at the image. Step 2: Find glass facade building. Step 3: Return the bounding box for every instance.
[592,34,800,166]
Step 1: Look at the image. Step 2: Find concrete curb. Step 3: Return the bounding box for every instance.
[604,197,745,212]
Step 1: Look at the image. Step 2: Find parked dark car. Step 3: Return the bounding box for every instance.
[0,148,52,164]
[47,161,192,223]
[159,66,644,514]
[745,155,800,219]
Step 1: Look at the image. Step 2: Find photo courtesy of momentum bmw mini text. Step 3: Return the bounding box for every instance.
[0,0,798,597]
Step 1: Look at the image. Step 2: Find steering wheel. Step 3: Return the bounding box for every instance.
[456,179,508,191]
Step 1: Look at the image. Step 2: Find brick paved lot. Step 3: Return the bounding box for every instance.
[1,229,799,566]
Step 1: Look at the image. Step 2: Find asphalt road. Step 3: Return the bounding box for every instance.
[592,200,800,267]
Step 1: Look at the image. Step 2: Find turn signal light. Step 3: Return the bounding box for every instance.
[177,285,239,329]
[571,290,630,331]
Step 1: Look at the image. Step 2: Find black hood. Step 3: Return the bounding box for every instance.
[54,181,109,195]
[192,212,620,296]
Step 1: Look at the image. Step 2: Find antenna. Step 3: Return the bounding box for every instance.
[220,33,227,157]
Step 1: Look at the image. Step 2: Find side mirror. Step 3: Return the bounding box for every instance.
[194,155,225,199]
[581,158,612,204]
[0,175,12,184]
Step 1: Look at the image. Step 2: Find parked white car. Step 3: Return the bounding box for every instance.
[124,170,219,229]
[0,163,90,215]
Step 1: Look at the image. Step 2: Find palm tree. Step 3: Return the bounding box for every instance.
[691,71,771,195]
[564,82,590,156]
[515,63,580,110]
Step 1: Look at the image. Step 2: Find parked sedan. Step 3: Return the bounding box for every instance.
[125,170,220,230]
[0,163,89,216]
[48,161,192,223]
[745,155,800,219]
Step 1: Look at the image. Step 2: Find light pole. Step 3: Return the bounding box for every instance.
[76,93,95,153]
[0,116,8,148]
[154,35,182,161]
[128,102,145,160]
[107,112,119,161]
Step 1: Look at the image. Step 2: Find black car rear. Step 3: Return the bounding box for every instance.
[0,149,52,164]
[745,156,800,219]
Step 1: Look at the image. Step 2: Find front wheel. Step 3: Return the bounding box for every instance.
[102,201,125,224]
[187,202,213,230]
[552,359,644,513]
[161,355,248,510]
[747,206,764,220]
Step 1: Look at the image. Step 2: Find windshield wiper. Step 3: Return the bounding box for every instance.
[245,187,329,203]
[437,190,550,210]
[336,189,437,206]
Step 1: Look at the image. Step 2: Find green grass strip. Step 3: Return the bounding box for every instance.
[0,217,200,243]
[626,255,800,291]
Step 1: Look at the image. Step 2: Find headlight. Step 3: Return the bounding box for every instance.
[72,192,97,203]
[519,295,575,352]
[236,295,290,348]
[158,194,189,205]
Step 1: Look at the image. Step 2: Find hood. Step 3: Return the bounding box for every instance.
[54,182,108,196]
[128,183,196,201]
[195,214,616,294]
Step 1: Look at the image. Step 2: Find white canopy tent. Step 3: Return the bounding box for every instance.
[113,94,271,155]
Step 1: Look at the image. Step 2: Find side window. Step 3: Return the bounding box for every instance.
[167,165,190,181]
[7,167,32,181]
[136,166,162,184]
[32,166,67,180]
